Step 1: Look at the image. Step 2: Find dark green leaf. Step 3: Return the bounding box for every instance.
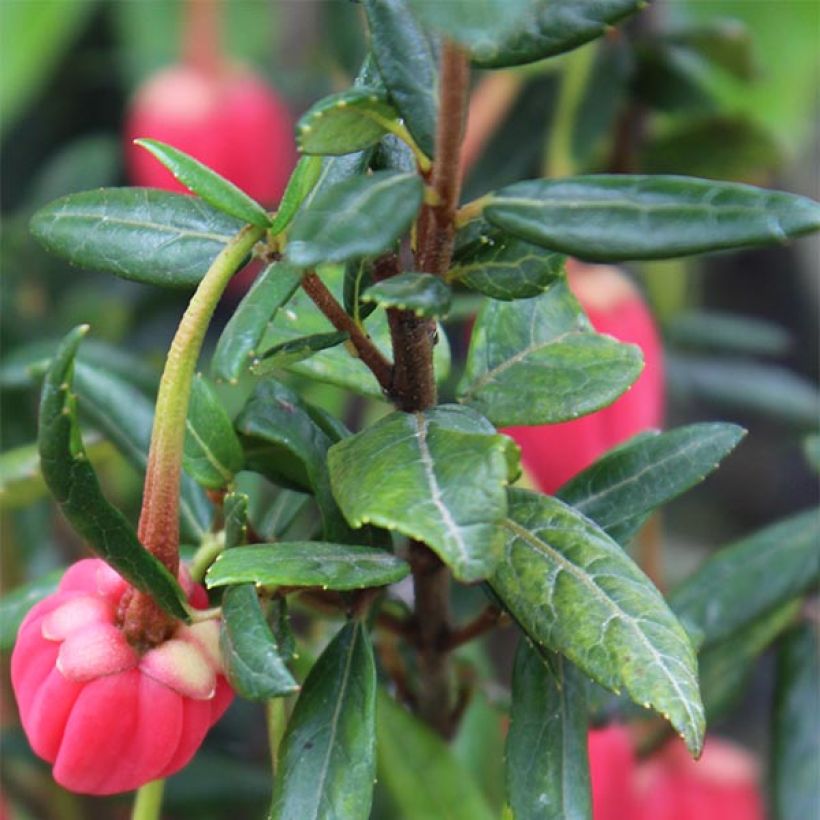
[0,569,63,650]
[224,491,248,550]
[507,640,591,819]
[485,176,820,261]
[252,332,349,375]
[269,155,324,235]
[362,272,451,317]
[771,623,820,820]
[803,434,820,474]
[491,489,704,755]
[450,221,565,300]
[38,328,189,621]
[377,690,496,820]
[183,374,244,489]
[211,262,303,383]
[271,621,376,820]
[220,584,299,700]
[133,139,272,227]
[236,379,354,541]
[364,0,437,158]
[328,406,519,582]
[206,541,410,590]
[458,279,642,426]
[667,355,820,429]
[665,310,791,358]
[470,0,647,68]
[668,508,820,648]
[287,171,424,267]
[260,265,450,400]
[297,87,399,156]
[632,42,715,115]
[74,363,212,542]
[343,259,377,323]
[30,188,245,287]
[665,19,757,81]
[558,423,746,545]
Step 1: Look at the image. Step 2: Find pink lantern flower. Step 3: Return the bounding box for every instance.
[11,559,232,795]
[503,261,665,494]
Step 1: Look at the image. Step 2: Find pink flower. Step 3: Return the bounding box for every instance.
[503,261,665,494]
[589,725,639,820]
[11,559,232,795]
[124,63,297,207]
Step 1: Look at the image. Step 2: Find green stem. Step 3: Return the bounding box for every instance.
[189,531,226,583]
[137,225,263,577]
[131,779,165,820]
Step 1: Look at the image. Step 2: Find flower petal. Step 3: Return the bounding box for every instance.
[140,639,216,699]
[57,623,139,682]
[41,595,113,641]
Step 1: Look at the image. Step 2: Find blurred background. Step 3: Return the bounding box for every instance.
[1,1,818,818]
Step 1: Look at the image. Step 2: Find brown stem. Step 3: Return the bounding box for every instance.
[443,606,506,651]
[301,271,394,393]
[183,0,223,76]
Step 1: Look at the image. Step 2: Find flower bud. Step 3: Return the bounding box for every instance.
[11,559,232,795]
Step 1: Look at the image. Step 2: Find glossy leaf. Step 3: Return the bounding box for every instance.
[771,624,820,820]
[377,690,496,820]
[558,423,746,544]
[485,176,820,261]
[260,266,450,400]
[38,328,189,621]
[183,374,244,489]
[133,139,272,227]
[665,310,791,358]
[220,584,299,701]
[270,621,376,820]
[362,272,452,317]
[458,279,642,426]
[269,155,324,235]
[211,262,303,383]
[252,331,349,375]
[287,171,423,267]
[0,569,63,650]
[491,489,704,755]
[297,87,399,156]
[30,188,245,287]
[364,0,437,158]
[450,221,565,300]
[669,508,820,647]
[206,541,410,590]
[74,363,212,541]
[328,405,519,582]
[506,640,591,820]
[471,0,646,68]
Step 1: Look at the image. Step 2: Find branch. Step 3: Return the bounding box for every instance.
[443,606,506,651]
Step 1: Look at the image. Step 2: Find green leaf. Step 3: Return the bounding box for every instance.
[236,379,355,542]
[485,176,820,261]
[450,221,565,301]
[183,374,244,489]
[0,569,64,650]
[38,328,189,621]
[252,332,349,375]
[133,139,272,227]
[220,584,299,701]
[211,262,303,383]
[269,155,324,235]
[224,491,249,550]
[506,640,591,820]
[206,542,410,590]
[343,259,378,323]
[665,310,791,358]
[771,624,820,820]
[328,405,519,582]
[297,87,400,157]
[491,489,704,755]
[668,508,820,648]
[73,364,212,542]
[362,272,452,317]
[557,423,746,545]
[665,19,757,82]
[364,0,437,158]
[30,188,245,288]
[407,0,530,63]
[377,690,496,820]
[469,0,646,68]
[260,266,451,400]
[286,171,424,267]
[803,434,820,474]
[458,279,642,426]
[270,621,376,820]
